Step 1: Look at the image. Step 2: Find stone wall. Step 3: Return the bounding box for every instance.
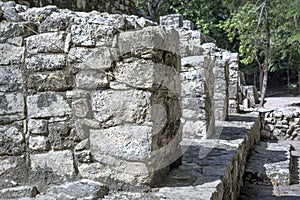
[2,0,136,14]
[160,14,241,139]
[261,108,300,140]
[0,2,182,194]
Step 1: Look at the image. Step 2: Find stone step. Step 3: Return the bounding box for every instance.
[244,142,292,186]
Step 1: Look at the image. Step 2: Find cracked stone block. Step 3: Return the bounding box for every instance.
[68,47,118,70]
[0,93,25,124]
[27,92,71,118]
[44,179,109,199]
[0,43,24,65]
[25,54,66,72]
[114,26,179,55]
[25,32,68,54]
[0,156,27,188]
[0,65,23,92]
[114,59,179,90]
[31,150,75,177]
[0,22,36,39]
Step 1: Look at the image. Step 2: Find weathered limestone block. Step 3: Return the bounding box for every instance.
[26,32,68,54]
[38,11,75,33]
[44,179,109,199]
[10,0,136,15]
[48,119,78,150]
[0,156,27,188]
[91,90,151,126]
[0,186,38,199]
[71,24,117,47]
[0,65,23,92]
[114,59,178,90]
[29,135,51,151]
[68,47,118,70]
[0,22,36,39]
[90,126,152,161]
[0,93,25,124]
[160,14,183,29]
[75,70,109,90]
[72,98,92,118]
[30,150,75,176]
[28,119,48,135]
[0,43,24,65]
[78,161,151,187]
[183,20,195,30]
[114,26,179,55]
[0,122,24,155]
[27,92,71,118]
[25,54,66,72]
[28,70,73,92]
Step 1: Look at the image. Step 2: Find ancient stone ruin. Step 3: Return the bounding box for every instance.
[0,1,263,199]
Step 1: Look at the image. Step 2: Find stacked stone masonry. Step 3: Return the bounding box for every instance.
[2,0,137,15]
[160,14,241,139]
[0,1,182,195]
[0,2,253,199]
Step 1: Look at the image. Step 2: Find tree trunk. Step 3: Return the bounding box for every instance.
[259,0,270,107]
[298,66,300,94]
[287,69,290,92]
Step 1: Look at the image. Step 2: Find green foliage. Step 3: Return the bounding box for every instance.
[136,0,230,48]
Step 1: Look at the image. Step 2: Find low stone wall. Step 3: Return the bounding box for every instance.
[0,2,182,193]
[2,0,136,14]
[261,108,300,140]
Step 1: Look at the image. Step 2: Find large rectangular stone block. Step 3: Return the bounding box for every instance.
[0,44,24,65]
[90,126,152,161]
[0,121,25,156]
[25,54,66,72]
[68,47,118,70]
[114,26,179,55]
[0,22,36,39]
[0,93,25,124]
[30,150,75,176]
[27,71,73,92]
[27,92,71,118]
[91,90,151,126]
[0,65,23,92]
[26,32,68,54]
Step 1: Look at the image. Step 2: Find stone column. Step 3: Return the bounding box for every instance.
[79,26,182,189]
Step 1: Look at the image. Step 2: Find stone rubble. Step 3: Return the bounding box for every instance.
[261,108,300,140]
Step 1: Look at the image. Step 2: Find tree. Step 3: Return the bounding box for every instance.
[220,0,300,106]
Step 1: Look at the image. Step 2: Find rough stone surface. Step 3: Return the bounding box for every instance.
[11,0,137,15]
[0,3,251,199]
[44,179,109,199]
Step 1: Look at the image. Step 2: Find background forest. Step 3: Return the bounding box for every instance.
[136,0,300,103]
